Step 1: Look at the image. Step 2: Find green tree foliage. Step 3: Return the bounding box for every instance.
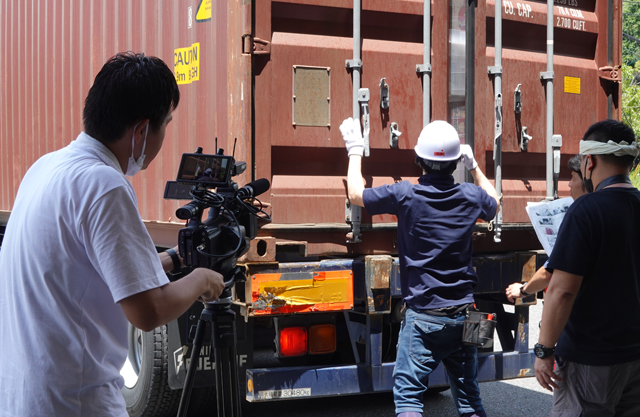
[622,64,640,188]
[621,62,640,133]
[621,2,640,188]
[623,1,640,66]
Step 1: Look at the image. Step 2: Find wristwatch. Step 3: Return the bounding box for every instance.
[166,248,182,275]
[534,343,555,359]
[520,283,531,297]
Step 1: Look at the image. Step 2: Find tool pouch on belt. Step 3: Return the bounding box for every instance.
[462,310,497,348]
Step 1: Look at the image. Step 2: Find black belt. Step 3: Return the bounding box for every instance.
[422,303,474,317]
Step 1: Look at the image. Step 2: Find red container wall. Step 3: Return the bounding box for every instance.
[1,0,622,255]
[254,0,621,254]
[476,0,620,222]
[0,0,251,246]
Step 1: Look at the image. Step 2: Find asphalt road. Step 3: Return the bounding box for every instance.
[237,301,552,417]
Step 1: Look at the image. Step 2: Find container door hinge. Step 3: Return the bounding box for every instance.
[242,34,270,56]
[598,65,621,83]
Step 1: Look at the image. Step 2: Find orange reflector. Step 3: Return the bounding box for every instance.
[279,327,307,357]
[251,270,354,315]
[308,324,336,354]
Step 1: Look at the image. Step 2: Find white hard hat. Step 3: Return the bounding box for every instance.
[414,120,461,161]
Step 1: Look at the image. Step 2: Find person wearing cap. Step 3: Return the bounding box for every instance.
[340,118,500,417]
[505,154,587,303]
[533,119,640,415]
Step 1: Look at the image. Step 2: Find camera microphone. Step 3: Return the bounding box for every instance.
[236,178,270,199]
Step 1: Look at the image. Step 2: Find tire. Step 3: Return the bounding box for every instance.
[120,323,219,417]
[121,324,181,417]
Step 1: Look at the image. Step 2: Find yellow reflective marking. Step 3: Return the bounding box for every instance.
[564,76,581,94]
[251,270,354,314]
[259,278,350,306]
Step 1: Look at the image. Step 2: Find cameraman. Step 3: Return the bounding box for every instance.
[0,52,224,417]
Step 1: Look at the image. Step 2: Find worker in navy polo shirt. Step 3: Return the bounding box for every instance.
[340,118,499,417]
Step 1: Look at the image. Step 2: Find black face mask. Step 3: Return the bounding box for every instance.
[582,156,594,193]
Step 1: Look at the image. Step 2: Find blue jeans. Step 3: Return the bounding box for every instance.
[394,308,485,416]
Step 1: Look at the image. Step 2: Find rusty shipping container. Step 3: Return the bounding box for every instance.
[0,0,621,258]
[0,0,621,256]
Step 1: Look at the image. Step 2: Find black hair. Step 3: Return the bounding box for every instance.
[83,52,180,144]
[582,119,636,169]
[415,156,459,176]
[567,154,582,178]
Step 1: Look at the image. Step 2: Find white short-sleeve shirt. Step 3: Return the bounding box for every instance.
[0,132,170,417]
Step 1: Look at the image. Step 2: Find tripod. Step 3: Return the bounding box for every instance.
[177,287,242,417]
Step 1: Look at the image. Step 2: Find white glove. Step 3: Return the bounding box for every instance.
[339,117,364,157]
[460,144,478,171]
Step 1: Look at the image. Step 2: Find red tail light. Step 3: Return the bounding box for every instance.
[279,327,307,357]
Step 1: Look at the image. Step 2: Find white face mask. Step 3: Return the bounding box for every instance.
[126,122,149,176]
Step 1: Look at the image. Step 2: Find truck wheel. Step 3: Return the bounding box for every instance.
[121,324,181,417]
[121,323,220,417]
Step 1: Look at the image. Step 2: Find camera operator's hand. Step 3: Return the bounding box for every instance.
[460,144,478,171]
[197,268,225,302]
[339,117,364,157]
[121,268,226,331]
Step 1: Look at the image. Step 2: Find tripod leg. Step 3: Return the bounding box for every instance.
[177,317,208,417]
[214,346,242,417]
[227,346,243,416]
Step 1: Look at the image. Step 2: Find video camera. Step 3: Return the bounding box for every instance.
[164,147,270,281]
[167,147,271,417]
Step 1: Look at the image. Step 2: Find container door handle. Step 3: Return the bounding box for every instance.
[358,88,370,157]
[493,93,503,161]
[390,122,402,148]
[380,78,389,109]
[521,126,533,152]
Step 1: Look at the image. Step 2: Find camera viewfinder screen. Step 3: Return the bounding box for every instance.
[176,154,232,187]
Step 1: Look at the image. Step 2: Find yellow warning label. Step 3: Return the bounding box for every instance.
[174,43,200,85]
[196,0,211,22]
[564,76,581,94]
